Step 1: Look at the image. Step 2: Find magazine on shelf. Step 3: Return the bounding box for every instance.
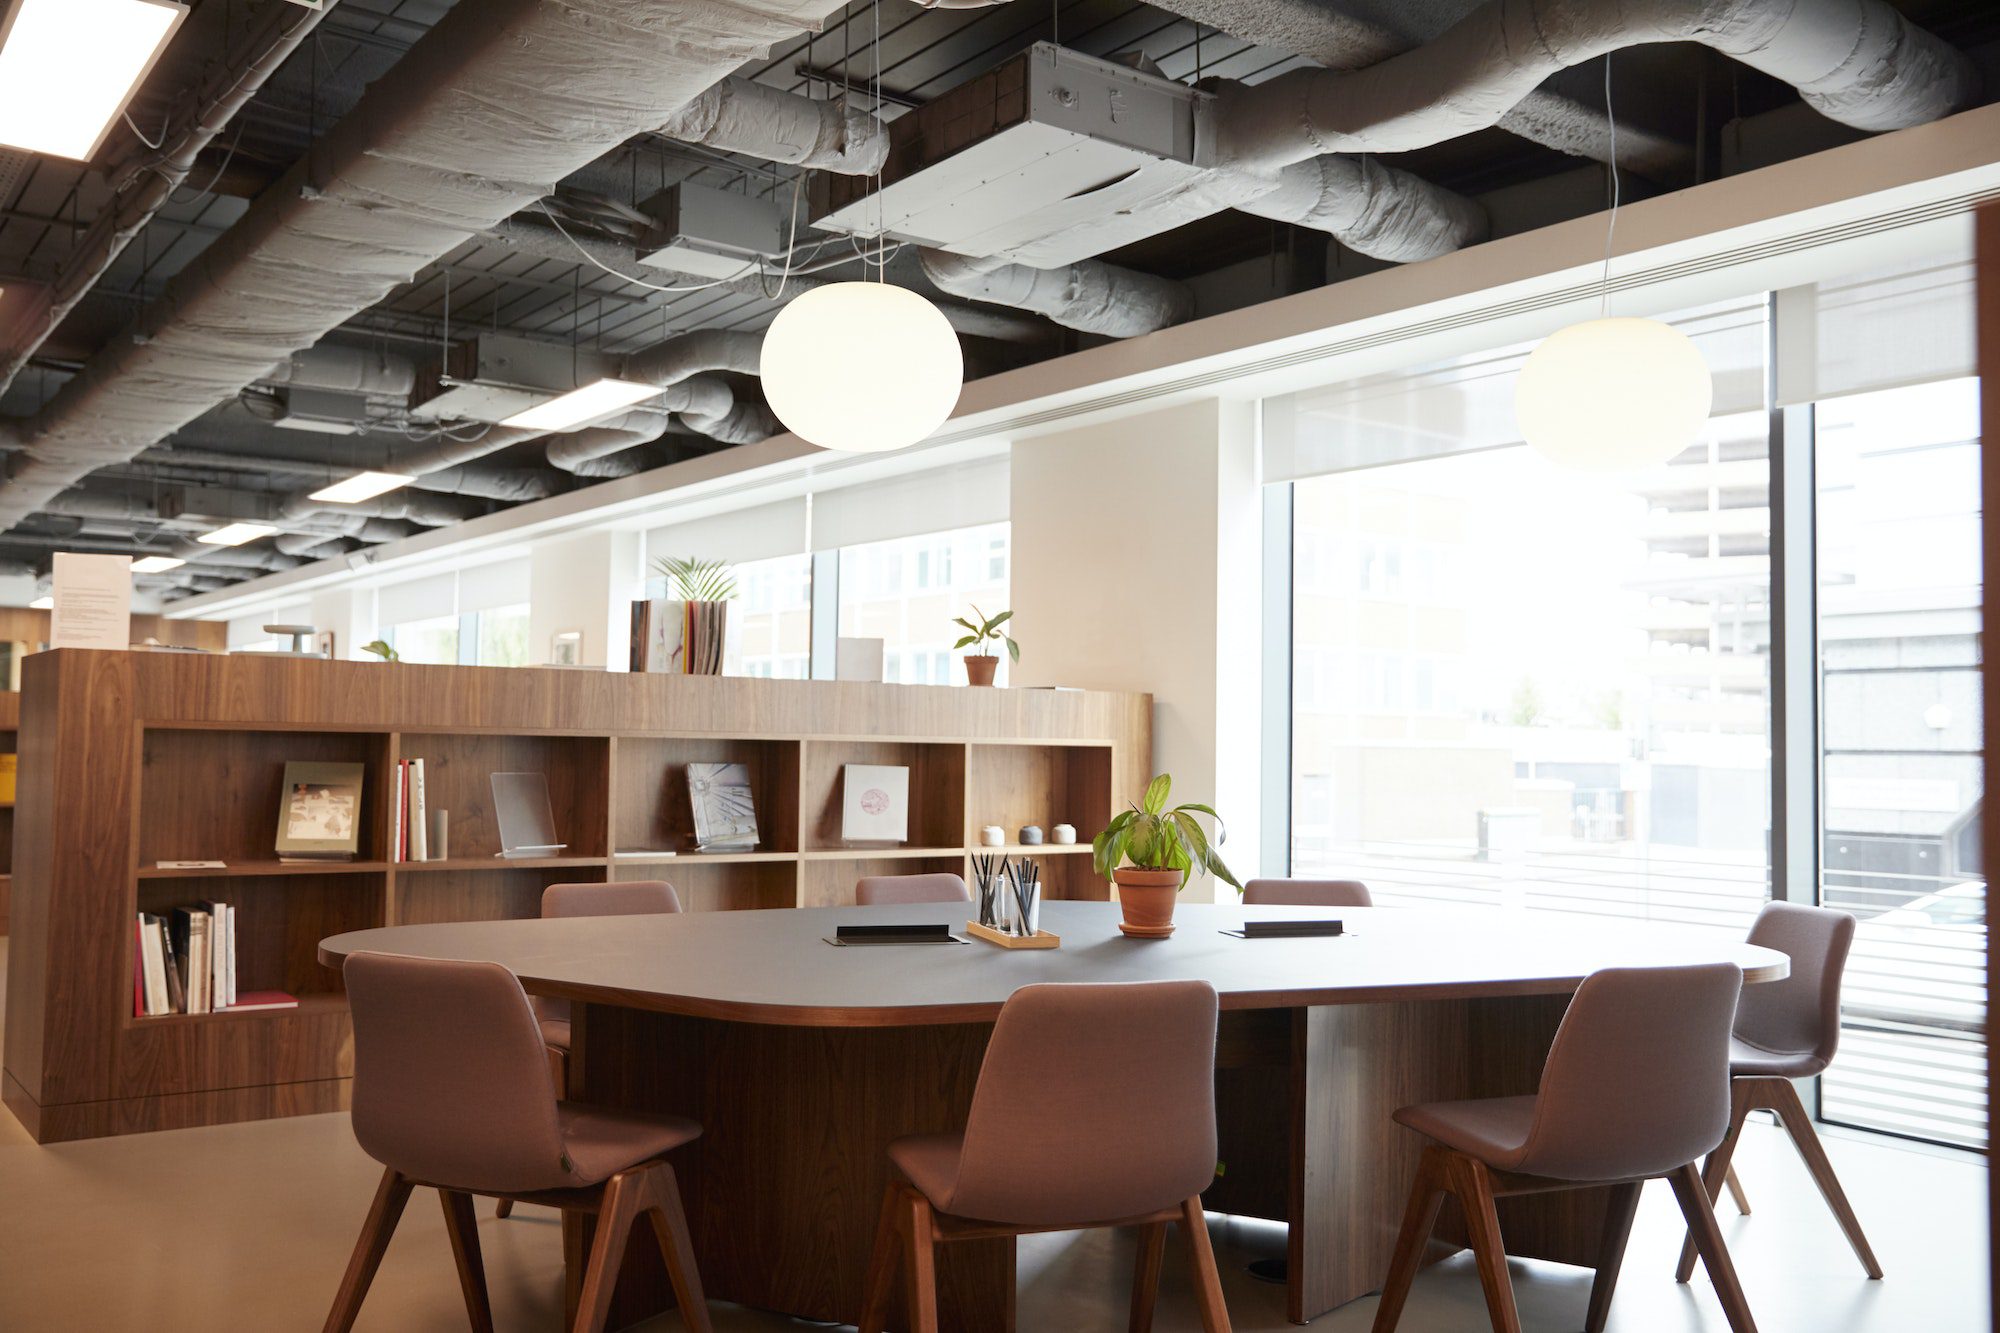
[687,762,757,851]
[276,760,365,861]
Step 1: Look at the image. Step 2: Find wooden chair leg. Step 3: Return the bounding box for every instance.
[640,1163,712,1333]
[438,1188,495,1333]
[903,1187,941,1333]
[1371,1146,1447,1333]
[1444,1153,1522,1333]
[560,1209,587,1328]
[1177,1197,1232,1333]
[493,1198,514,1220]
[322,1167,414,1333]
[1667,1163,1759,1333]
[573,1170,645,1333]
[1767,1078,1884,1279]
[857,1183,904,1333]
[1679,1083,1754,1282]
[1128,1220,1169,1333]
[1584,1181,1643,1333]
[1724,1164,1752,1216]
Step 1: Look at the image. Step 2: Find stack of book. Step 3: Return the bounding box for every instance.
[393,756,431,861]
[629,599,725,674]
[131,903,297,1016]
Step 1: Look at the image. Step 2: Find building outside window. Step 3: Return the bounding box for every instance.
[839,521,1010,686]
[727,553,812,679]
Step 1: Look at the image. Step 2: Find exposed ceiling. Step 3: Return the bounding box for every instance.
[0,0,1993,601]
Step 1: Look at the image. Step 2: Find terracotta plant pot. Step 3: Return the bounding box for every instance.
[963,654,999,686]
[1113,867,1184,938]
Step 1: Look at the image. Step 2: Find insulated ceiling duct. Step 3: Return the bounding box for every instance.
[0,0,854,534]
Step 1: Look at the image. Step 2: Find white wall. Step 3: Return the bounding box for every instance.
[527,529,645,670]
[1010,396,1265,898]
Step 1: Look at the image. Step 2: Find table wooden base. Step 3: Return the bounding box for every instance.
[572,991,1598,1330]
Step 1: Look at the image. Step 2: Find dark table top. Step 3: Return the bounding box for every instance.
[320,901,1789,1027]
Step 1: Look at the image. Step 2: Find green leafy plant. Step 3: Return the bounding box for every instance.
[359,639,400,662]
[653,555,737,602]
[953,605,1019,661]
[1091,773,1241,892]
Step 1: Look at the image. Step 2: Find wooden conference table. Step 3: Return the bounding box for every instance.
[321,900,1787,1329]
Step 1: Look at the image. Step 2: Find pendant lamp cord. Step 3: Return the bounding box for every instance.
[1601,52,1620,320]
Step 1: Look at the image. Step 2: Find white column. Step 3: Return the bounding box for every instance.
[1010,396,1265,899]
[528,529,646,670]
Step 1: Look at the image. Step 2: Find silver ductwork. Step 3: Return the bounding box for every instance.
[660,78,889,174]
[1211,0,1980,173]
[1235,155,1488,262]
[919,251,1196,337]
[0,0,855,534]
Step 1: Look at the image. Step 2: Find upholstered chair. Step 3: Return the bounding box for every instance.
[1242,877,1373,908]
[855,871,973,906]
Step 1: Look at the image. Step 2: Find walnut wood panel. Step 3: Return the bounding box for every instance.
[962,742,1111,847]
[614,736,800,855]
[400,732,610,859]
[0,609,224,652]
[3,650,1147,1142]
[803,740,967,851]
[5,1071,352,1144]
[139,727,392,865]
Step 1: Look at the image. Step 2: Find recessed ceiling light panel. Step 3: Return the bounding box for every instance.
[196,522,278,547]
[0,0,189,161]
[500,378,664,432]
[130,555,185,573]
[309,471,414,504]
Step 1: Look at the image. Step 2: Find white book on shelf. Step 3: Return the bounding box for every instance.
[392,760,406,863]
[187,912,211,1015]
[410,758,429,861]
[227,903,238,1007]
[139,916,169,1017]
[208,900,234,1009]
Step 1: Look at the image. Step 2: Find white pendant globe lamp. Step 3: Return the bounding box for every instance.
[760,280,963,453]
[1515,56,1712,472]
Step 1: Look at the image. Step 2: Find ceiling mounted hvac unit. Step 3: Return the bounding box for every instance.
[812,43,1232,269]
[635,182,787,279]
[409,332,624,424]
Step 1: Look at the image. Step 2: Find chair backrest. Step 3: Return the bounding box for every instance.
[855,872,971,907]
[946,981,1219,1226]
[1513,962,1742,1181]
[1242,877,1373,908]
[538,880,682,1026]
[1735,901,1855,1073]
[345,951,578,1193]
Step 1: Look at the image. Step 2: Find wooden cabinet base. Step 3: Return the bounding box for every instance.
[4,1070,350,1143]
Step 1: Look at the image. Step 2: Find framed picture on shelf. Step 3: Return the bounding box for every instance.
[841,764,910,845]
[275,761,365,860]
[688,762,758,851]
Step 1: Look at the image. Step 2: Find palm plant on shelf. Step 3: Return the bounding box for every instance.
[1091,773,1239,938]
[952,605,1017,687]
[636,556,737,675]
[654,556,738,603]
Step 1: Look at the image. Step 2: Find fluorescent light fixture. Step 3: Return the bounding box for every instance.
[0,0,189,161]
[28,595,52,609]
[500,378,664,431]
[196,522,278,547]
[309,470,414,504]
[130,555,185,573]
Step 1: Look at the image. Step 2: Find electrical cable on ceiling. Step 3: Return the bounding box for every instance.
[1601,52,1621,319]
[537,202,758,293]
[121,111,166,151]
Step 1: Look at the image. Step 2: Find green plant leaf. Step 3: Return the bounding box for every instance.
[985,610,1013,629]
[1175,802,1227,846]
[1142,773,1171,816]
[1005,636,1020,662]
[652,555,737,602]
[953,635,980,649]
[952,617,978,632]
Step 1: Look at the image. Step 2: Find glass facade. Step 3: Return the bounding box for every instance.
[838,522,1010,686]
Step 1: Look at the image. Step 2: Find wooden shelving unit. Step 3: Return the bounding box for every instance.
[0,691,16,935]
[1,651,1149,1142]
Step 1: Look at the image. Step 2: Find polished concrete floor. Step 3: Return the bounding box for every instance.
[0,938,1986,1331]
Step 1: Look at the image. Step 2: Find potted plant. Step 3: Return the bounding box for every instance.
[953,605,1017,686]
[638,556,736,675]
[359,639,400,662]
[1091,773,1240,937]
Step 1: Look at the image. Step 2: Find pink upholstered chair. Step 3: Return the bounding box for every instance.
[327,952,711,1333]
[1242,877,1373,908]
[1373,963,1754,1333]
[496,879,681,1220]
[1676,902,1880,1282]
[858,981,1232,1333]
[855,871,972,907]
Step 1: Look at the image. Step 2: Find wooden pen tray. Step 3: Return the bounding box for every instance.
[965,921,1060,950]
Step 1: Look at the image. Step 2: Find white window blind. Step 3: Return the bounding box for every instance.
[1264,298,1770,485]
[457,557,529,614]
[1773,256,1976,406]
[645,496,809,567]
[813,457,1008,551]
[375,573,454,625]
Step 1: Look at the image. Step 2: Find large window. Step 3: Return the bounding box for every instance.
[1281,299,1773,934]
[727,553,812,679]
[1816,377,1985,1148]
[838,522,1010,685]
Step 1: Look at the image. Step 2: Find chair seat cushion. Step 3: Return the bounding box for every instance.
[556,1102,702,1186]
[888,1132,964,1210]
[539,1017,573,1054]
[1393,1095,1536,1171]
[1729,1036,1825,1080]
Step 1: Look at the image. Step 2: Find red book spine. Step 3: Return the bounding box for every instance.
[133,918,144,1018]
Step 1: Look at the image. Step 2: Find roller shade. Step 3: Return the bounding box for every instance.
[813,457,1009,551]
[375,573,454,626]
[646,496,809,567]
[1773,257,1975,406]
[457,557,529,614]
[1264,298,1769,485]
